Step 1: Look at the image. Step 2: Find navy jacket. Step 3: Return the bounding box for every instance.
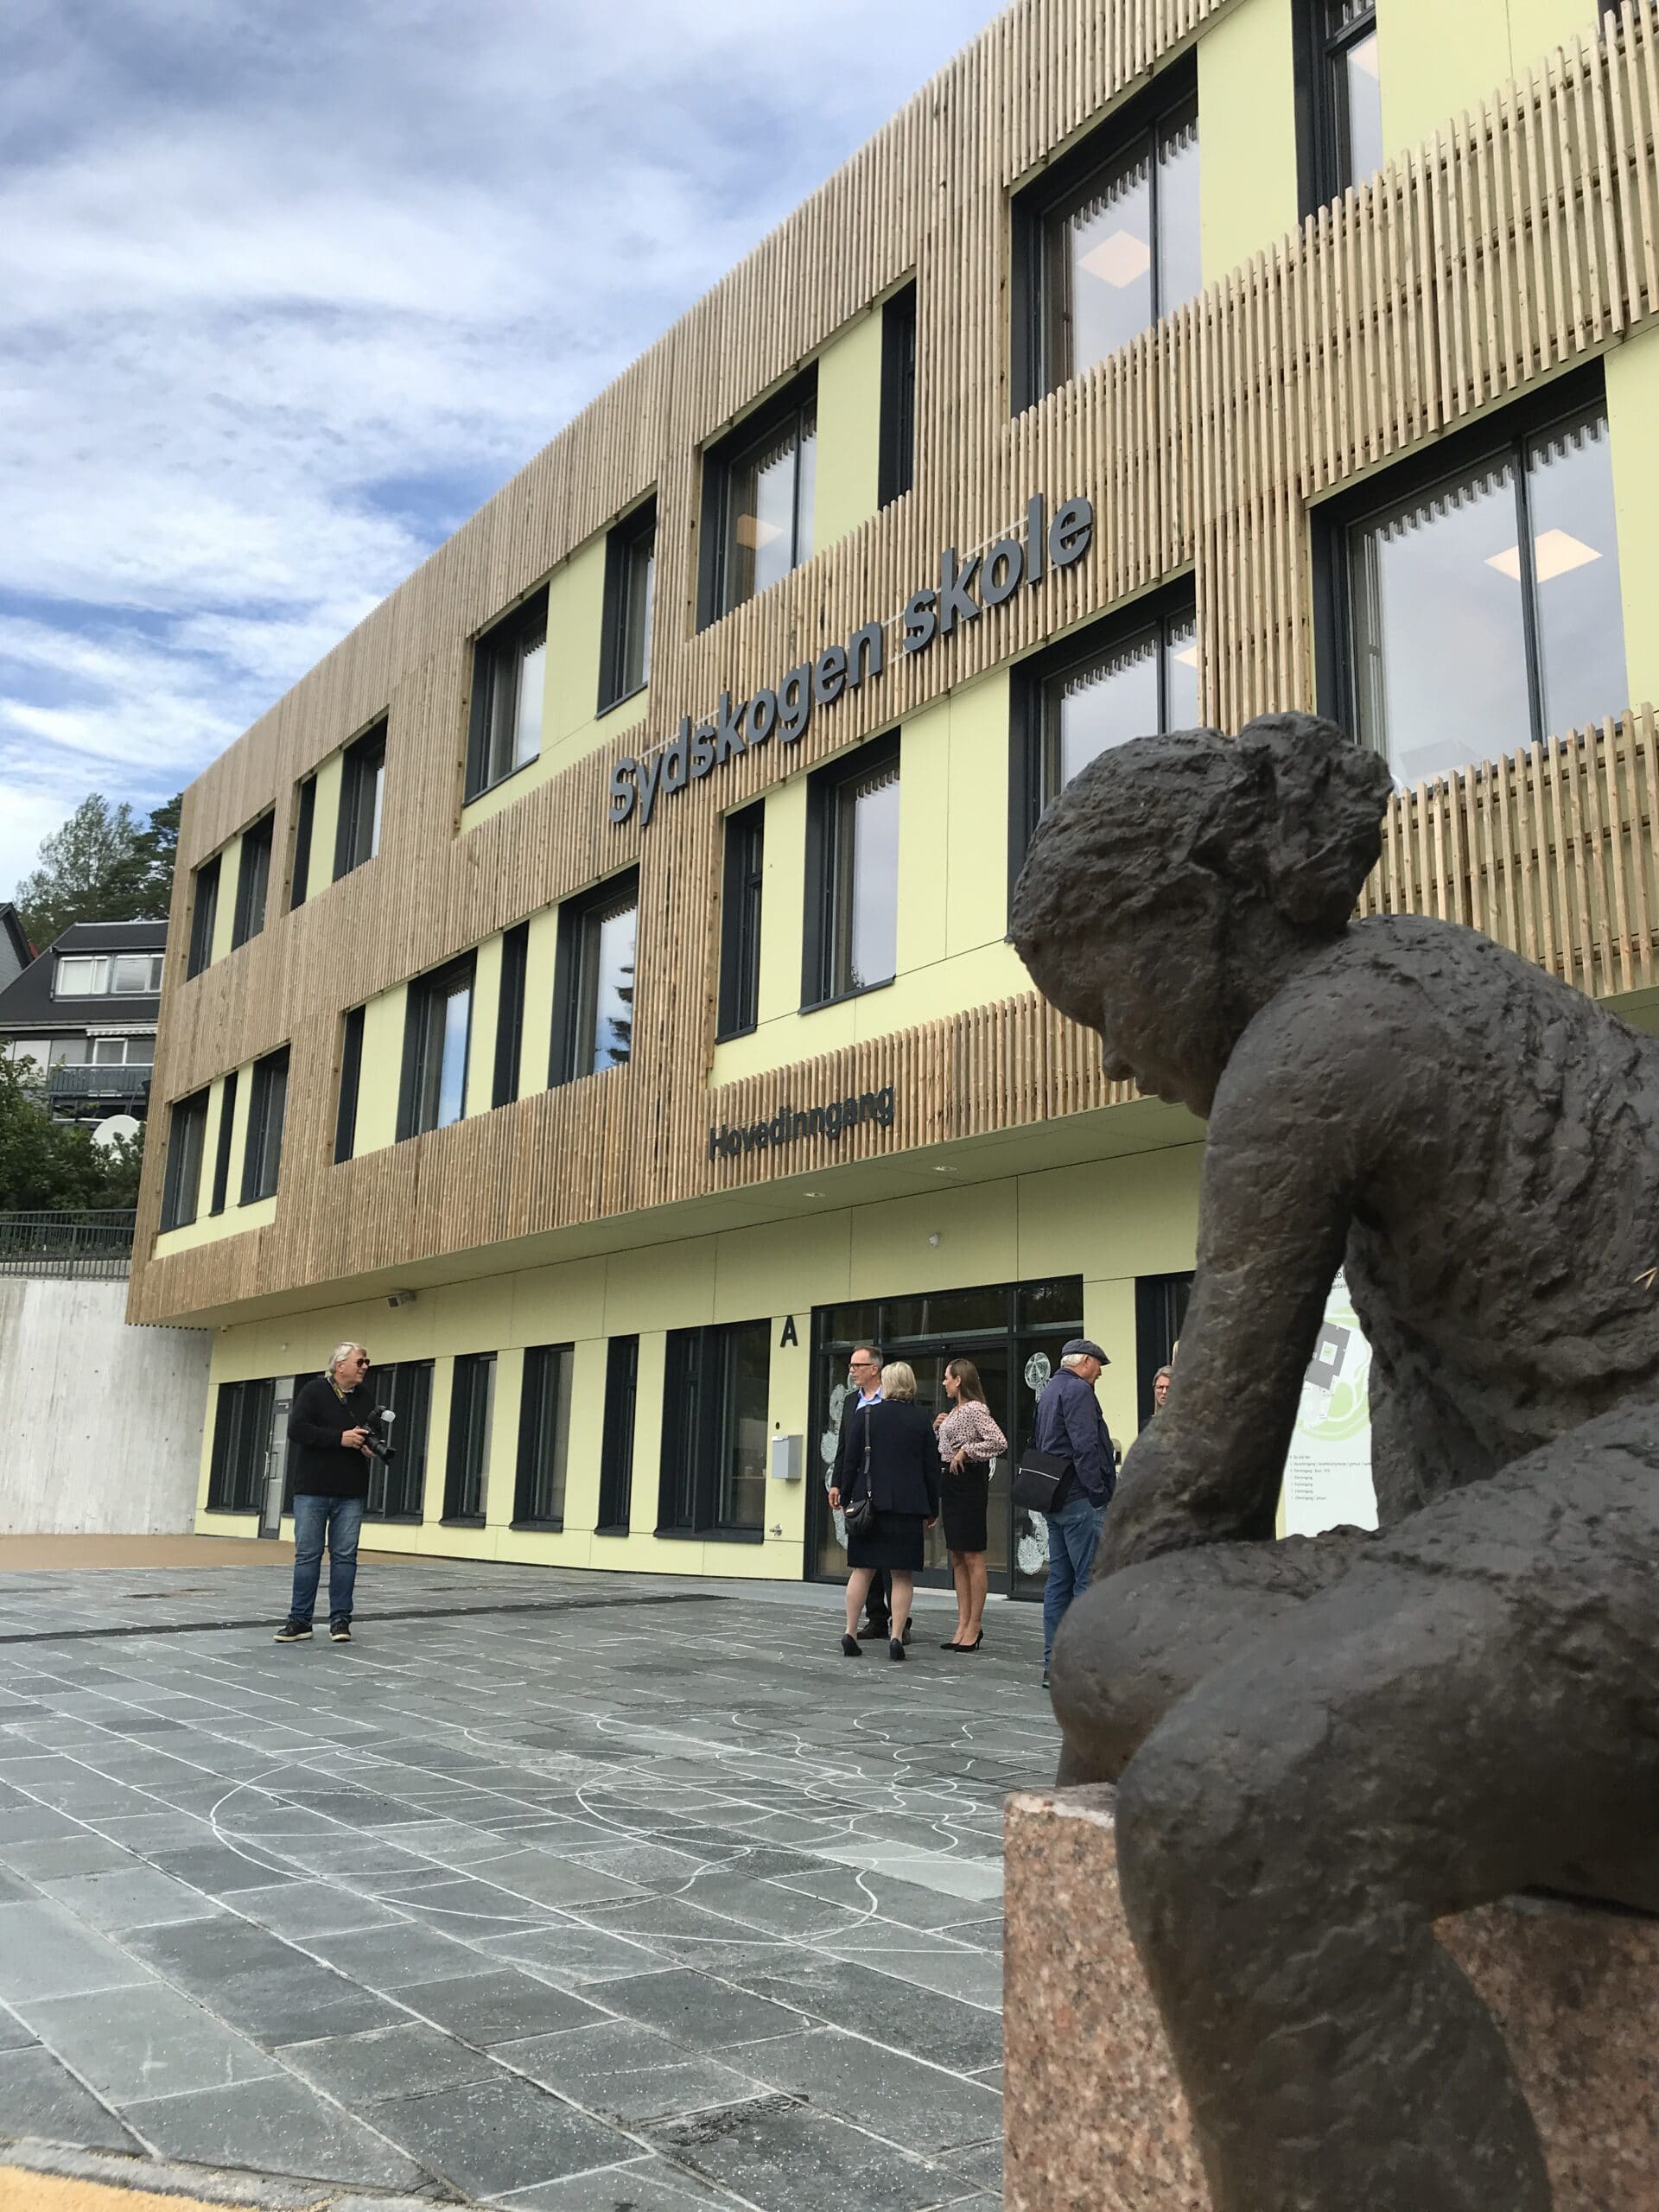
[1032,1367,1116,1505]
[843,1399,941,1519]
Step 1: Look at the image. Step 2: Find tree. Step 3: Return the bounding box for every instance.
[0,1057,145,1211]
[14,790,182,948]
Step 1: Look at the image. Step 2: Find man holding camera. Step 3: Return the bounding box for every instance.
[274,1342,377,1645]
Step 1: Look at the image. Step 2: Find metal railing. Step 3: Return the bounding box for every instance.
[0,1210,137,1280]
[47,1065,151,1103]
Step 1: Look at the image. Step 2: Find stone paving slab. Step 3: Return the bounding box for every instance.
[0,1557,1046,2205]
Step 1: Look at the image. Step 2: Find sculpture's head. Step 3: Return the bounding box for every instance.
[1011,713,1392,1115]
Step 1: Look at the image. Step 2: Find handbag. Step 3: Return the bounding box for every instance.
[1012,1446,1073,1514]
[842,1409,877,1538]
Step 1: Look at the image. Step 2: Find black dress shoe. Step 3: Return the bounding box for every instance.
[951,1633,983,1653]
[889,1637,906,1662]
[841,1634,861,1656]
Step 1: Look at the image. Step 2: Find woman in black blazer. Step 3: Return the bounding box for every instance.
[829,1362,940,1661]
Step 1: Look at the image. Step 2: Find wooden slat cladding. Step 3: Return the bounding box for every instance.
[130,3,1659,1325]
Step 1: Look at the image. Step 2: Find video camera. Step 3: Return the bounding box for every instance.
[361,1406,398,1463]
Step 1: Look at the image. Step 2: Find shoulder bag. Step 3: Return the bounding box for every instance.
[842,1408,877,1538]
[1012,1446,1073,1514]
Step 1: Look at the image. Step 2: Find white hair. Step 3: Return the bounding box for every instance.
[327,1341,367,1377]
[880,1361,918,1402]
[1061,1352,1091,1371]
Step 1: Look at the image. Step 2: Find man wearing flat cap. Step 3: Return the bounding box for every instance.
[1031,1338,1116,1687]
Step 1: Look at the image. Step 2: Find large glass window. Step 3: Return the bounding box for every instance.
[334,722,387,879]
[398,956,474,1139]
[1305,1,1382,210]
[240,1047,289,1204]
[515,1343,574,1528]
[879,283,918,508]
[467,593,547,800]
[207,1378,275,1514]
[187,855,220,979]
[804,737,899,1008]
[363,1359,432,1522]
[493,921,530,1108]
[658,1320,771,1537]
[209,1069,238,1215]
[552,873,637,1084]
[597,1335,639,1535]
[701,376,817,625]
[1345,401,1625,786]
[231,814,273,950]
[599,499,656,712]
[289,774,316,911]
[1019,66,1200,405]
[89,1035,154,1065]
[54,953,165,997]
[444,1352,495,1522]
[334,1006,365,1165]
[161,1089,208,1230]
[716,803,766,1041]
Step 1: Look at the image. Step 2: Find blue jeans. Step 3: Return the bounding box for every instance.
[288,1495,364,1628]
[1043,1488,1106,1666]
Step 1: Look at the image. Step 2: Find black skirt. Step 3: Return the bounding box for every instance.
[848,1509,926,1572]
[940,1463,990,1553]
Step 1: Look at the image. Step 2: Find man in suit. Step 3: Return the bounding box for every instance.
[832,1345,894,1638]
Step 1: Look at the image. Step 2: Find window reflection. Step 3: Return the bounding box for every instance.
[1041,605,1200,801]
[838,765,899,995]
[723,404,816,609]
[578,894,637,1073]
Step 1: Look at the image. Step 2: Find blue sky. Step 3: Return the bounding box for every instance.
[1,0,998,903]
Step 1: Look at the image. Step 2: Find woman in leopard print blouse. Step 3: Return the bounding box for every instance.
[932,1360,1007,1652]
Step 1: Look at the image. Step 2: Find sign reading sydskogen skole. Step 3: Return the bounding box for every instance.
[607,492,1095,829]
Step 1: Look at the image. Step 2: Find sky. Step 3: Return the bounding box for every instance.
[0,0,998,906]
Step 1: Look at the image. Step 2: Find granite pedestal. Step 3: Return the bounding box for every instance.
[1005,1785,1659,2211]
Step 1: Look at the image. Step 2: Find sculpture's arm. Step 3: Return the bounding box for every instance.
[1101,1034,1364,1572]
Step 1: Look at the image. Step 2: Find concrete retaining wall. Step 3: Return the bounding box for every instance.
[0,1276,211,1534]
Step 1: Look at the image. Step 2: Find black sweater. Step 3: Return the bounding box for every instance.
[287,1375,375,1500]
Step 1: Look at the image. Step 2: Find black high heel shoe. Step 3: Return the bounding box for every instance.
[950,1632,983,1653]
[841,1633,861,1656]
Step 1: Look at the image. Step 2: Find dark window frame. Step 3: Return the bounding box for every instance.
[1313,365,1611,757]
[597,497,658,715]
[1295,0,1381,219]
[231,813,274,950]
[801,732,901,1014]
[1135,1271,1193,1429]
[493,921,530,1108]
[334,1005,365,1165]
[696,369,819,631]
[186,855,220,979]
[289,774,317,911]
[240,1046,289,1205]
[550,868,639,1088]
[716,803,766,1042]
[207,1378,275,1514]
[1007,578,1198,896]
[878,283,918,508]
[466,591,549,804]
[443,1351,495,1524]
[397,953,477,1142]
[513,1341,575,1529]
[362,1358,433,1522]
[1011,50,1199,413]
[209,1069,238,1216]
[161,1088,209,1230]
[596,1334,639,1535]
[657,1319,771,1541]
[334,720,388,881]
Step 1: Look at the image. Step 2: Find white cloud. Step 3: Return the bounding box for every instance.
[0,0,995,902]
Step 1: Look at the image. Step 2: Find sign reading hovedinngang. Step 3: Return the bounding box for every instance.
[708,1084,897,1161]
[609,493,1094,830]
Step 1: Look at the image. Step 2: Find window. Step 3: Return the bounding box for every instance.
[492,922,530,1109]
[207,1378,275,1514]
[334,721,387,880]
[187,856,220,978]
[363,1359,432,1522]
[598,499,657,713]
[397,955,475,1140]
[514,1343,574,1528]
[596,1336,639,1534]
[551,873,638,1084]
[1010,589,1198,873]
[232,813,273,950]
[716,804,766,1041]
[289,774,317,910]
[1014,59,1200,408]
[209,1069,238,1215]
[444,1352,495,1522]
[161,1089,209,1230]
[467,593,547,800]
[879,283,918,508]
[658,1320,770,1538]
[54,952,165,997]
[89,1035,155,1065]
[699,374,817,626]
[803,734,899,1009]
[1300,1,1382,213]
[1136,1271,1192,1427]
[334,1006,365,1164]
[1332,395,1626,789]
[241,1047,289,1204]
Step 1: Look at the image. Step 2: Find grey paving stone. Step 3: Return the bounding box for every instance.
[645,2094,957,2212]
[732,1961,1003,2075]
[476,1922,664,1986]
[3,1835,140,1883]
[676,1872,874,1944]
[497,2018,766,2124]
[494,2154,727,2207]
[147,1842,302,1894]
[395,1967,612,2047]
[594,1970,809,2048]
[390,1873,563,1937]
[227,1880,411,1941]
[943,2138,1002,2194]
[35,1866,226,1933]
[306,1918,499,1989]
[22,1982,280,2104]
[0,1899,152,2003]
[459,1849,646,1911]
[0,2003,37,2050]
[835,1945,1003,2012]
[775,1866,1002,1931]
[276,2020,501,2102]
[0,2044,137,2152]
[124,2074,427,2190]
[571,1843,710,1891]
[0,1806,83,1852]
[370,2075,632,2197]
[723,2028,1001,2154]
